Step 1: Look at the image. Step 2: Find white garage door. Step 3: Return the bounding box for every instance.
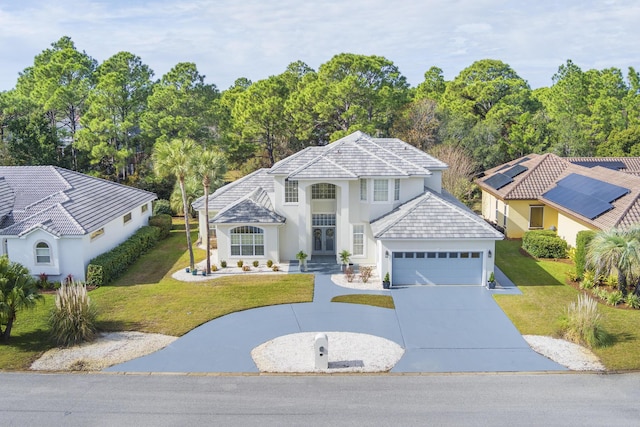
[392,251,483,285]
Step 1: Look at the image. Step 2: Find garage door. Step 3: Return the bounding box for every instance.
[392,251,483,285]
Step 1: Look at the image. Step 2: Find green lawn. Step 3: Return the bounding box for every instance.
[0,222,314,370]
[494,239,640,371]
[331,294,395,309]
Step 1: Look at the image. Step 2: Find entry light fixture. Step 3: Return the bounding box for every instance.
[385,250,389,258]
[488,250,492,258]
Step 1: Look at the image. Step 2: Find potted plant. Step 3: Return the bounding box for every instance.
[296,251,308,272]
[487,272,496,289]
[382,272,391,289]
[191,267,198,275]
[339,249,352,272]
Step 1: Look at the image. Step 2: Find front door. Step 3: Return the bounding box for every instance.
[312,227,335,255]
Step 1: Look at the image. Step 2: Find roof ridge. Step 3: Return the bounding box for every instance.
[505,153,565,197]
[355,140,409,176]
[269,147,315,173]
[366,138,434,175]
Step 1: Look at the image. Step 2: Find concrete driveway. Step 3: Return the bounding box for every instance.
[107,270,564,373]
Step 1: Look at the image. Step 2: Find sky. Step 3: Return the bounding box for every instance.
[1,0,639,92]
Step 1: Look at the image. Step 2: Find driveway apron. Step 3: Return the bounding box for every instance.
[107,271,565,373]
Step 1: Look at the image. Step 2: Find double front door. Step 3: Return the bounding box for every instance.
[312,214,336,255]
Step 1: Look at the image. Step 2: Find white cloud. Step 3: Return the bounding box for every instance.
[0,0,639,91]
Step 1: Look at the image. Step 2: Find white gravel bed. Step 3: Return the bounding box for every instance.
[172,263,292,282]
[523,335,605,371]
[251,332,404,373]
[330,268,383,290]
[30,332,177,371]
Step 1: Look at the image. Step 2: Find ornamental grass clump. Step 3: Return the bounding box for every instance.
[559,294,611,348]
[49,281,98,347]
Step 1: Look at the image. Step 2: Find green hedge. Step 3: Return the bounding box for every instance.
[575,230,596,279]
[153,199,173,216]
[86,226,161,286]
[148,214,172,239]
[522,230,568,258]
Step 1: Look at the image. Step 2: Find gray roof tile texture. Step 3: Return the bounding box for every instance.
[192,169,274,211]
[0,166,156,236]
[371,189,503,240]
[212,187,285,224]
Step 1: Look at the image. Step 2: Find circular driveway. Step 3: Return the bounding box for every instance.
[106,271,565,373]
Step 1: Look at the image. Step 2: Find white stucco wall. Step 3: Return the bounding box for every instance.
[215,223,281,265]
[3,202,152,282]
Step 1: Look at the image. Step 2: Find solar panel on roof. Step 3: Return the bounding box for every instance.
[543,186,613,219]
[556,173,629,202]
[484,173,513,190]
[515,157,530,164]
[504,164,528,178]
[570,160,626,170]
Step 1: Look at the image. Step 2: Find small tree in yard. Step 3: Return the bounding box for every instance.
[0,256,43,343]
[153,138,197,271]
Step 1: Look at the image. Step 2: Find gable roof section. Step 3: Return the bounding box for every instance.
[212,187,285,224]
[0,166,156,237]
[371,188,503,240]
[192,168,273,211]
[269,131,447,179]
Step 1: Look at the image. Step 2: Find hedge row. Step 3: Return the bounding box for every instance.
[86,226,161,286]
[575,230,596,279]
[522,230,568,258]
[148,214,172,239]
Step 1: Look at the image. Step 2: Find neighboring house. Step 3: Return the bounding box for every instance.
[477,154,640,247]
[193,131,502,286]
[0,166,156,282]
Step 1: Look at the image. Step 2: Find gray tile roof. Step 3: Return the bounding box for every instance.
[192,168,273,211]
[0,178,14,218]
[269,131,447,179]
[212,188,285,224]
[371,188,503,240]
[0,166,156,236]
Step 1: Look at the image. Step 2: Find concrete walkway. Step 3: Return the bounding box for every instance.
[107,267,565,373]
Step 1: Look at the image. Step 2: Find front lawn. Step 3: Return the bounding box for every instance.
[0,223,314,370]
[494,239,640,370]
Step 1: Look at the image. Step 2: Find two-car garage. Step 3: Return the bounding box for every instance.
[391,251,484,286]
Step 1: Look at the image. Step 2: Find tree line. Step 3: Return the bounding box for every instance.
[1,36,640,203]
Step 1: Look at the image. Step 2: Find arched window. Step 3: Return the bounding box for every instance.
[35,241,51,264]
[230,226,264,256]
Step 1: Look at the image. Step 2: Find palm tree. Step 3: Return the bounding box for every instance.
[153,138,197,270]
[190,148,227,274]
[0,256,43,343]
[586,228,640,296]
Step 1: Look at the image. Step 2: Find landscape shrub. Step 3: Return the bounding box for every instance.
[49,281,97,347]
[559,294,611,348]
[522,230,567,258]
[242,265,250,272]
[606,290,624,306]
[345,267,355,283]
[266,260,273,268]
[359,266,373,283]
[626,293,640,309]
[148,214,172,239]
[575,230,596,279]
[252,260,259,268]
[85,265,104,288]
[87,226,161,285]
[220,260,227,268]
[237,260,244,268]
[152,199,173,216]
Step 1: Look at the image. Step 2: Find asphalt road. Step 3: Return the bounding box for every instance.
[2,372,639,426]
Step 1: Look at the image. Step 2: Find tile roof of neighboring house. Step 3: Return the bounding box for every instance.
[0,166,156,237]
[566,156,640,175]
[371,188,503,240]
[211,187,285,224]
[477,154,640,230]
[269,131,447,179]
[192,168,273,211]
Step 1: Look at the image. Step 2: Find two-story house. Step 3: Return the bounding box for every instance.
[193,132,503,286]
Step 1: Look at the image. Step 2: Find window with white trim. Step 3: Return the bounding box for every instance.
[360,179,367,201]
[123,212,132,224]
[373,179,388,202]
[285,180,298,203]
[311,183,335,199]
[353,224,364,256]
[35,242,51,264]
[394,179,400,201]
[230,226,264,256]
[141,203,148,213]
[529,206,544,229]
